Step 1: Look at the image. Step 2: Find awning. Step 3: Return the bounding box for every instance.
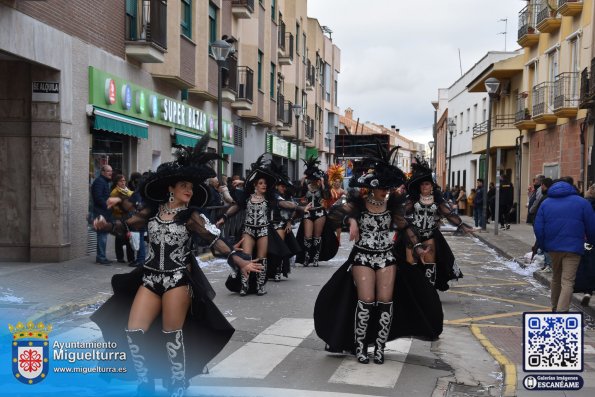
[93,108,148,139]
[175,130,235,155]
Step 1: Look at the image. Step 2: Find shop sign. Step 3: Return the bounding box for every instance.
[266,133,293,158]
[32,81,60,102]
[88,66,233,144]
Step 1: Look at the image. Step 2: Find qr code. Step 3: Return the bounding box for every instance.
[523,312,583,371]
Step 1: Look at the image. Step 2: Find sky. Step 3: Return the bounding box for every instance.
[307,0,523,145]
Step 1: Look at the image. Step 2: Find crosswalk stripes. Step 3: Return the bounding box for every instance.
[201,318,314,379]
[51,317,415,390]
[328,338,412,388]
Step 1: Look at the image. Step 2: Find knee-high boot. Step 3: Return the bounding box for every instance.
[256,258,268,295]
[311,237,322,267]
[373,301,394,364]
[269,255,282,282]
[125,329,154,395]
[163,329,186,397]
[354,300,373,364]
[303,238,313,267]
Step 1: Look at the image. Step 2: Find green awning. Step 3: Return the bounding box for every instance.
[93,108,148,139]
[175,130,235,155]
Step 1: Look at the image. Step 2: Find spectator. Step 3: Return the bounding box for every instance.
[499,176,514,230]
[467,188,476,217]
[91,165,113,265]
[110,174,135,264]
[527,174,545,223]
[473,179,485,228]
[456,187,467,217]
[487,182,496,222]
[533,177,595,312]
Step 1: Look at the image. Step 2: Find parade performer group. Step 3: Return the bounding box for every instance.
[91,139,473,397]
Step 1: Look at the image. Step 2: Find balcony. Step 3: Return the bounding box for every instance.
[232,0,254,19]
[514,93,537,130]
[517,3,540,47]
[472,115,518,154]
[276,93,285,128]
[231,66,254,111]
[277,20,286,58]
[553,72,580,118]
[305,59,316,91]
[222,56,238,103]
[125,0,167,63]
[536,0,561,33]
[304,116,316,147]
[579,61,595,109]
[278,33,294,66]
[280,102,296,138]
[557,0,583,17]
[532,82,558,124]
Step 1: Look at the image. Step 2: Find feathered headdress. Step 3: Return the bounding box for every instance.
[303,155,325,182]
[350,144,405,189]
[140,133,223,207]
[246,153,279,192]
[327,164,345,183]
[406,156,434,193]
[269,158,292,187]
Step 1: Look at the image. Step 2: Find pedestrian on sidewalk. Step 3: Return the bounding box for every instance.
[533,177,595,312]
[315,149,443,366]
[530,178,553,271]
[467,188,476,217]
[91,134,263,397]
[473,179,485,228]
[91,164,113,265]
[527,174,545,224]
[574,184,595,306]
[110,174,135,264]
[498,176,514,230]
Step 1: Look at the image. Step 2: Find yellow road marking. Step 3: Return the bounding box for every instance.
[464,274,525,283]
[452,281,527,288]
[471,325,516,397]
[446,311,526,324]
[447,290,550,309]
[445,323,522,329]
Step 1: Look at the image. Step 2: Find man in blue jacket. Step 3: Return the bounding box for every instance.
[91,165,113,265]
[534,177,595,312]
[473,178,485,228]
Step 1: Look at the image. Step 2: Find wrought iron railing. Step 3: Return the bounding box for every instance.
[536,0,554,25]
[580,67,590,106]
[237,66,254,103]
[283,33,294,61]
[472,115,516,137]
[553,72,580,110]
[278,19,286,52]
[306,59,316,87]
[283,101,293,127]
[518,2,540,38]
[223,55,238,94]
[305,116,314,140]
[532,81,555,116]
[125,0,167,50]
[515,93,533,122]
[277,93,285,122]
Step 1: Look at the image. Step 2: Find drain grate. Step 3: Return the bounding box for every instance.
[446,382,492,397]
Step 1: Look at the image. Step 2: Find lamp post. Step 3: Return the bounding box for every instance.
[428,140,435,172]
[482,77,500,231]
[447,119,455,188]
[292,104,303,181]
[211,39,233,184]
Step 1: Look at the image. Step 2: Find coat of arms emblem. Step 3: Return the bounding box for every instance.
[9,321,52,385]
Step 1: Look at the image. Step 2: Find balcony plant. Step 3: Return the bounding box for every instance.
[524,108,531,119]
[528,26,536,34]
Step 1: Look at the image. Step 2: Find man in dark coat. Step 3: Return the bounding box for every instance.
[498,176,514,230]
[534,177,595,312]
[473,179,485,228]
[91,165,113,264]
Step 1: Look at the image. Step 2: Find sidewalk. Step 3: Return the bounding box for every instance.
[458,215,595,320]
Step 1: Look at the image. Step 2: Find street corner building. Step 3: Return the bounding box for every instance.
[0,0,341,262]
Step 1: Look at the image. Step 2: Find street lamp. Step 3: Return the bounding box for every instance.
[428,140,435,171]
[211,39,233,184]
[292,104,303,181]
[482,77,500,231]
[447,119,455,188]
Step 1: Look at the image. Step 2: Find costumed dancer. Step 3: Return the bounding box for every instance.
[314,146,444,365]
[402,158,473,291]
[91,135,262,397]
[217,154,310,295]
[326,164,346,244]
[268,162,302,281]
[298,156,330,267]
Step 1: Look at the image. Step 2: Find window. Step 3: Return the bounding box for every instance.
[466,108,470,132]
[482,98,487,122]
[270,63,276,98]
[296,23,300,55]
[126,0,137,40]
[208,3,217,46]
[334,78,338,106]
[324,63,331,102]
[257,50,263,90]
[302,33,306,64]
[181,0,192,38]
[459,112,463,134]
[271,0,276,21]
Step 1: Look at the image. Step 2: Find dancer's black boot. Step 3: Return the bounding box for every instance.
[311,237,321,267]
[303,238,313,266]
[163,329,187,397]
[256,258,268,295]
[354,300,373,364]
[125,329,155,396]
[373,301,393,364]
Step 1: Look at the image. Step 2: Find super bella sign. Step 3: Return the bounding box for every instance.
[88,66,232,143]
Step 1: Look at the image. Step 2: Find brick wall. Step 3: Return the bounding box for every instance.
[17,0,125,59]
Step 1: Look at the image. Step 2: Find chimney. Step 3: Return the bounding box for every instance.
[345,107,354,120]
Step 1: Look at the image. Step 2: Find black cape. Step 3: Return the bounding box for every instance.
[295,219,340,264]
[314,256,443,353]
[90,257,234,381]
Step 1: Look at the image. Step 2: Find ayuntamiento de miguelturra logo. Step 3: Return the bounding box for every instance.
[9,321,52,385]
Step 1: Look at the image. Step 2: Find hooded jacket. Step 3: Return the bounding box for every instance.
[534,181,595,255]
